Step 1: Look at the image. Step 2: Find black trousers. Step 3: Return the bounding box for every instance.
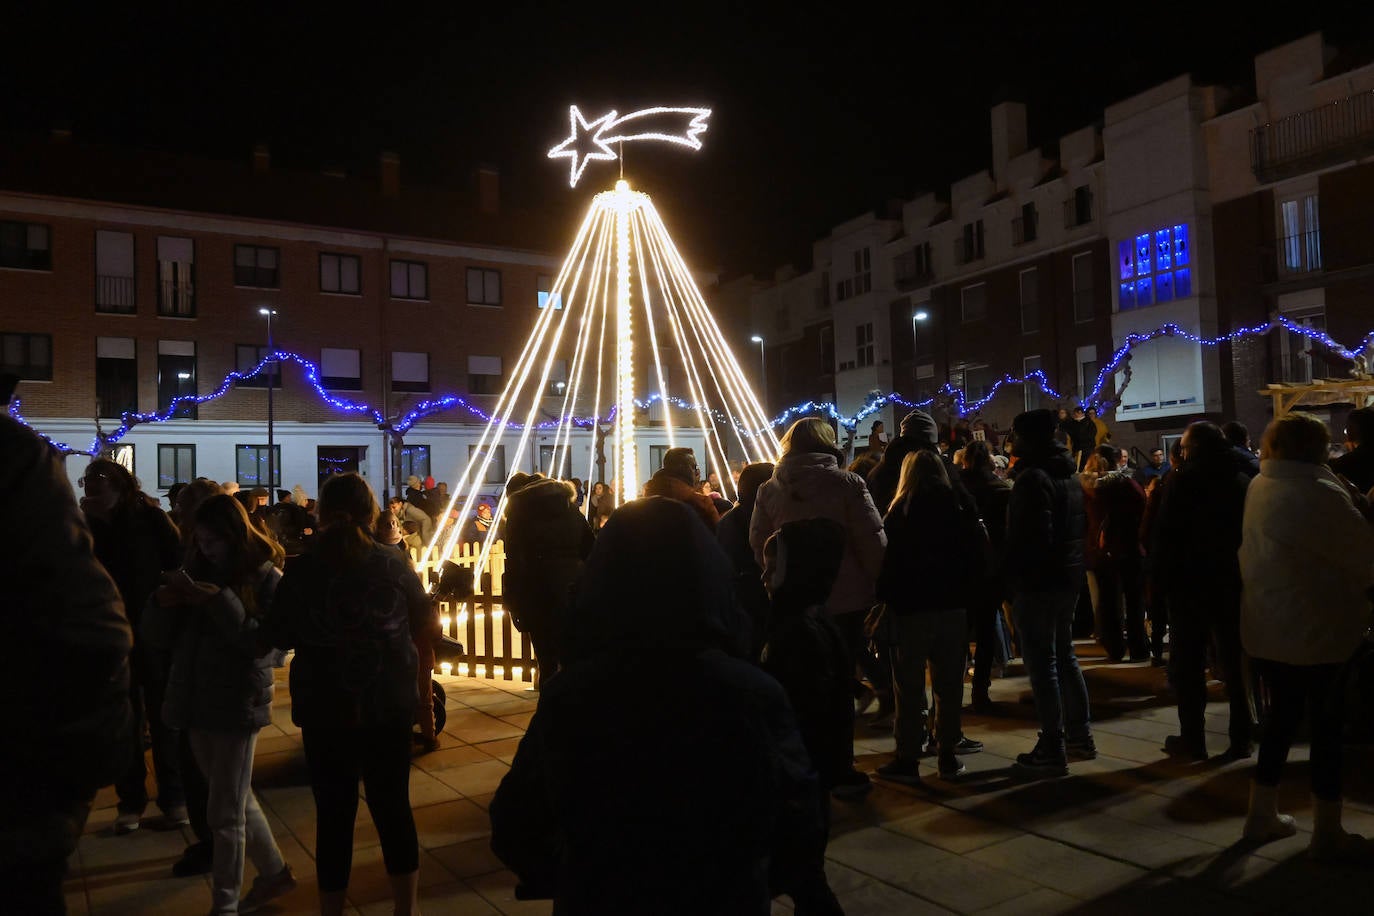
[833,608,891,695]
[1253,658,1345,800]
[1168,586,1250,750]
[302,725,419,892]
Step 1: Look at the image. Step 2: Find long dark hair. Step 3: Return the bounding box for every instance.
[889,449,951,515]
[186,494,284,617]
[315,472,380,567]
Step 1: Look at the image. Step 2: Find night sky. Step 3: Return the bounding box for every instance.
[4,3,1371,277]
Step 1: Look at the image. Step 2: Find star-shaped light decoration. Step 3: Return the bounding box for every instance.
[547,105,620,188]
[548,105,711,187]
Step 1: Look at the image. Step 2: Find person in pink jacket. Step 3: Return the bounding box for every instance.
[750,418,886,796]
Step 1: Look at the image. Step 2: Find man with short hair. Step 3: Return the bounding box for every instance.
[643,447,720,529]
[1222,421,1261,478]
[1005,408,1094,776]
[389,494,434,544]
[1133,447,1169,488]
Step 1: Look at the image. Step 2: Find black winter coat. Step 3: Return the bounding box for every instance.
[1003,443,1085,593]
[879,485,988,613]
[761,604,852,789]
[503,480,594,633]
[1152,450,1250,594]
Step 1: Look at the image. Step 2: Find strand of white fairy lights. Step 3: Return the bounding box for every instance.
[613,181,639,506]
[631,208,677,451]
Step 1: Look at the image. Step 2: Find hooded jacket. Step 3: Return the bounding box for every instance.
[1240,460,1374,665]
[492,498,823,913]
[503,479,594,632]
[1003,441,1085,593]
[750,451,886,615]
[1152,448,1250,592]
[643,468,720,530]
[1082,471,1145,570]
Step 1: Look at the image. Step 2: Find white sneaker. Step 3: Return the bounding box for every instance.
[114,810,142,835]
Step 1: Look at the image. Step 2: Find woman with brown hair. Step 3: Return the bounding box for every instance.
[263,472,437,915]
[142,494,296,913]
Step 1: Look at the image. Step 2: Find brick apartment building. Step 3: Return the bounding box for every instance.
[0,136,713,499]
[749,31,1374,457]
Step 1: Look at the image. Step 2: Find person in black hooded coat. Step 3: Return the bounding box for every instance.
[491,498,825,915]
[716,461,776,661]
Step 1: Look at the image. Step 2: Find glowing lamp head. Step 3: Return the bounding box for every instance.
[616,179,630,193]
[750,335,764,343]
[914,310,929,322]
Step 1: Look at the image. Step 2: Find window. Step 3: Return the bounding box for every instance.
[1279,304,1325,384]
[0,221,51,270]
[320,347,362,390]
[235,344,279,388]
[835,248,872,302]
[915,363,935,401]
[235,445,281,487]
[391,260,428,299]
[539,445,571,478]
[962,365,995,402]
[957,220,985,264]
[158,444,196,489]
[1,332,52,380]
[156,340,197,419]
[399,444,430,482]
[961,283,986,322]
[1118,224,1191,311]
[467,444,507,484]
[545,359,569,397]
[392,351,429,393]
[1073,252,1095,322]
[1279,195,1321,276]
[95,230,136,313]
[234,245,279,288]
[157,236,195,317]
[855,323,875,368]
[468,354,502,394]
[895,242,934,286]
[537,273,562,309]
[320,253,361,294]
[649,445,671,472]
[96,336,137,418]
[1023,356,1043,413]
[1013,202,1038,245]
[466,267,502,306]
[317,446,366,489]
[1019,268,1039,333]
[1065,186,1093,228]
[1077,345,1099,402]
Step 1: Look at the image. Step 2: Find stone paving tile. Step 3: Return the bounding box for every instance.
[834,880,956,915]
[443,708,527,743]
[433,757,511,797]
[409,766,467,808]
[414,742,500,772]
[340,844,454,907]
[411,798,491,848]
[1031,808,1223,869]
[358,880,500,915]
[967,833,1150,900]
[972,886,1082,916]
[429,837,507,880]
[882,806,1022,854]
[466,869,554,915]
[499,711,535,730]
[476,736,524,764]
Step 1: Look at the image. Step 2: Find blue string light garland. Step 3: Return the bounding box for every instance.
[8,317,1367,456]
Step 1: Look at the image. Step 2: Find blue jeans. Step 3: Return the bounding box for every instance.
[1013,588,1091,746]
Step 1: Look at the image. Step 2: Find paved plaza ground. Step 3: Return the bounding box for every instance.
[66,641,1374,915]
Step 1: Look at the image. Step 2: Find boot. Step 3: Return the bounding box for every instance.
[1242,782,1296,842]
[1309,797,1373,863]
[390,869,421,915]
[319,889,348,916]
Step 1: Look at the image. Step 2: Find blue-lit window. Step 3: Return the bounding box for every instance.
[1118,223,1192,310]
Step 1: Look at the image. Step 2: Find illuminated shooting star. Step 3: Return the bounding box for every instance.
[548,105,712,187]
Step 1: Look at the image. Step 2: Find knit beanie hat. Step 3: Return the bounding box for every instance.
[899,410,939,448]
[1012,408,1057,445]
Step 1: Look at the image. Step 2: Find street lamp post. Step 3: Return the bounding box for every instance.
[750,335,766,407]
[911,310,929,394]
[259,307,277,493]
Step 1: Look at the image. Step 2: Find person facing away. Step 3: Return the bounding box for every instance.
[490,497,825,915]
[761,517,872,801]
[80,457,186,836]
[876,450,988,785]
[716,461,777,661]
[1151,421,1253,762]
[1222,420,1262,479]
[1003,408,1094,776]
[643,446,721,529]
[141,494,296,915]
[958,439,1014,712]
[261,472,438,916]
[503,477,595,683]
[1080,447,1148,662]
[1239,412,1374,861]
[0,412,133,916]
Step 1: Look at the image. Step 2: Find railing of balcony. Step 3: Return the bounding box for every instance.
[95,275,136,313]
[1251,89,1374,183]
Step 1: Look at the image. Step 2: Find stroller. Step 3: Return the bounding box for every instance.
[425,561,471,734]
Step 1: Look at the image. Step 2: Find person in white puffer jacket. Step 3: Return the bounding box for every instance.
[1238,411,1374,862]
[750,418,886,796]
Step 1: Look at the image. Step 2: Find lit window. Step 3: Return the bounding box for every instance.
[1118,223,1190,310]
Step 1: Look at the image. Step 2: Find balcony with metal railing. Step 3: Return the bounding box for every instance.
[1250,89,1374,183]
[893,248,934,290]
[95,275,136,313]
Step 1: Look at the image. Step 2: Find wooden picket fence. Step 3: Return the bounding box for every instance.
[411,540,536,683]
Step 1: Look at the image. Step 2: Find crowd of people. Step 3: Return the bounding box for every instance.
[8,387,1374,913]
